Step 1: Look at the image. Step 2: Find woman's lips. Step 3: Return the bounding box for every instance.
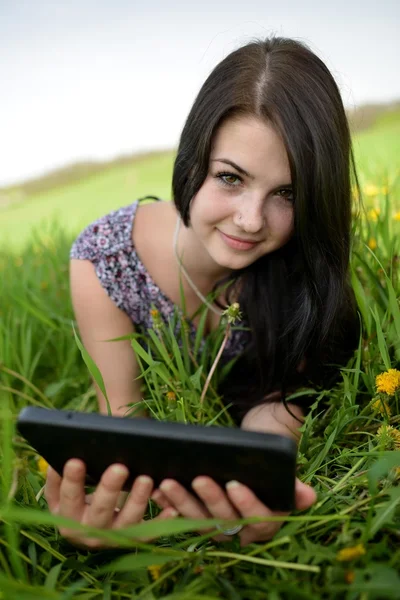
[218,230,259,251]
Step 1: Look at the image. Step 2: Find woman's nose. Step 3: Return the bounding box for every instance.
[234,203,265,233]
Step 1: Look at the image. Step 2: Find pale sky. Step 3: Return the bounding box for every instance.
[1,0,399,187]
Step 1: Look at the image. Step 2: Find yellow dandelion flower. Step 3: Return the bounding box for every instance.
[150,309,160,318]
[394,212,400,222]
[166,391,176,402]
[367,238,377,251]
[376,424,400,450]
[375,369,400,395]
[364,184,380,197]
[336,543,366,562]
[37,456,49,477]
[367,208,380,221]
[371,398,391,417]
[148,564,162,581]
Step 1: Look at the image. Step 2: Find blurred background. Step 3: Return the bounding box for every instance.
[1,0,399,249]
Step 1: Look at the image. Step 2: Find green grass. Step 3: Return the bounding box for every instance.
[1,117,400,598]
[0,151,175,253]
[353,109,400,181]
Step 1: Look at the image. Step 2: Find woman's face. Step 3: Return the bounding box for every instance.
[189,115,295,272]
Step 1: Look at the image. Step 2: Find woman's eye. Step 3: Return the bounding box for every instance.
[216,172,242,187]
[277,188,294,202]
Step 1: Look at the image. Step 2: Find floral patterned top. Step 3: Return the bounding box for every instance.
[70,199,251,362]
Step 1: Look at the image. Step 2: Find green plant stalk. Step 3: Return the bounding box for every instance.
[206,551,320,573]
[199,323,231,405]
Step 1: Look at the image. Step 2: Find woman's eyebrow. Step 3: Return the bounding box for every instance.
[210,158,254,179]
[211,157,292,189]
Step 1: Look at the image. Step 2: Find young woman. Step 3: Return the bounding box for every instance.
[45,35,360,549]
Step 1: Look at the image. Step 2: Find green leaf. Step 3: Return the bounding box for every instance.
[147,329,174,367]
[370,306,391,370]
[385,273,400,339]
[59,577,90,600]
[71,322,110,413]
[194,307,209,356]
[0,573,59,599]
[189,366,203,391]
[0,505,229,541]
[9,293,58,330]
[331,564,400,598]
[97,551,184,573]
[369,487,400,537]
[168,320,188,383]
[353,251,388,311]
[44,562,63,590]
[131,336,157,366]
[368,451,400,494]
[351,267,372,335]
[307,428,337,475]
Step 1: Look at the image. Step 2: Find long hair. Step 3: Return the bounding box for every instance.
[172,36,361,421]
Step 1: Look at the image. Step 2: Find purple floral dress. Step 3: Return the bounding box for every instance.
[70,199,250,362]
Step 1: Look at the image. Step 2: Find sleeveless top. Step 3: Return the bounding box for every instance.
[69,199,251,363]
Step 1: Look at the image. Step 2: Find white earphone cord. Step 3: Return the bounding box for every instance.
[173,216,224,317]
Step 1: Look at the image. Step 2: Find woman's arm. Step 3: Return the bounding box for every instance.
[70,259,143,417]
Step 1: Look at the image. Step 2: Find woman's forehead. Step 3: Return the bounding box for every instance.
[210,116,291,182]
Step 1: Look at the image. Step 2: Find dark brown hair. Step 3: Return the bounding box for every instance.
[172,36,360,421]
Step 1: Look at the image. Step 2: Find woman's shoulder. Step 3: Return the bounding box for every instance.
[70,201,139,261]
[68,197,171,325]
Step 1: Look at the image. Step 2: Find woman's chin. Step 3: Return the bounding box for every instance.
[210,248,260,272]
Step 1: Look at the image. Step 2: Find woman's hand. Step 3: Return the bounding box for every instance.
[151,400,316,547]
[151,476,316,546]
[45,459,178,550]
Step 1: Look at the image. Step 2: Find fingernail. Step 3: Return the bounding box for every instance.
[112,465,128,476]
[159,480,174,492]
[226,480,241,491]
[66,459,83,470]
[192,478,207,491]
[137,475,152,486]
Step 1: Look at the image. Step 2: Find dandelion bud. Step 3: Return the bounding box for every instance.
[223,302,242,325]
[376,424,400,450]
[150,308,163,330]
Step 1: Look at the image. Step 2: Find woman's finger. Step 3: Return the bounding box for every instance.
[113,475,155,529]
[191,477,240,521]
[151,488,173,510]
[44,465,62,512]
[58,459,87,522]
[158,479,211,520]
[84,464,130,529]
[225,480,287,544]
[294,478,317,511]
[225,480,285,521]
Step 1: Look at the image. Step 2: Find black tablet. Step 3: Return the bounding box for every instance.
[17,406,297,511]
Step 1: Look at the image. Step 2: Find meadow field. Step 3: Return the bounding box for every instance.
[0,111,400,599]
